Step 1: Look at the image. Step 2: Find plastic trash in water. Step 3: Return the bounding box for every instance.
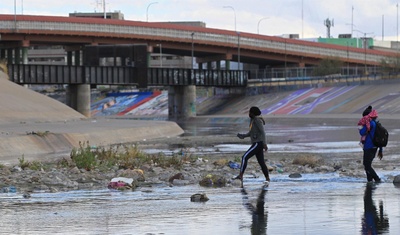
[228,161,240,169]
[1,186,16,193]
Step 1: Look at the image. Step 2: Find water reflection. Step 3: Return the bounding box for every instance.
[361,183,389,234]
[241,186,268,235]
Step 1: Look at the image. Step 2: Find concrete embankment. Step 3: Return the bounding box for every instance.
[0,71,183,165]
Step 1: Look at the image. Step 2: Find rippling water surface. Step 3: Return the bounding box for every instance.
[1,175,399,235]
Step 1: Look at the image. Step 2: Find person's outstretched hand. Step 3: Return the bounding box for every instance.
[237,133,245,139]
[378,151,383,160]
[264,144,268,151]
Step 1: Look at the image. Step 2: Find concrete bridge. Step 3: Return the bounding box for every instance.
[0,14,398,119]
[5,44,248,120]
[0,14,396,68]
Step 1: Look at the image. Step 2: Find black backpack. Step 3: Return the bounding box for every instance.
[371,120,389,147]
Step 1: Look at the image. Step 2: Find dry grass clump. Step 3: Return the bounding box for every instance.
[292,154,323,168]
[70,141,195,171]
[213,158,228,166]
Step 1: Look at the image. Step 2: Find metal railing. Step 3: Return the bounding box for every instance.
[7,64,248,87]
[247,73,400,88]
[8,64,137,85]
[148,68,248,87]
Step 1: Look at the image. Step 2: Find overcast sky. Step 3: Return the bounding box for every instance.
[2,0,400,40]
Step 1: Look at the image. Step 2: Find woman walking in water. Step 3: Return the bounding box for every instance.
[234,106,270,185]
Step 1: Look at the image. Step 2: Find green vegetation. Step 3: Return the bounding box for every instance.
[18,155,47,170]
[70,141,195,171]
[18,156,30,170]
[234,156,241,162]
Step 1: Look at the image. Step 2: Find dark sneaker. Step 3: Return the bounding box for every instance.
[232,175,242,180]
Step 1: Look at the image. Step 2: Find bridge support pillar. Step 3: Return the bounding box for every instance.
[66,84,91,117]
[225,60,230,70]
[22,47,28,64]
[168,85,196,120]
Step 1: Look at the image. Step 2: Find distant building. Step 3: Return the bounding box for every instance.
[159,21,206,28]
[281,34,300,39]
[69,11,124,20]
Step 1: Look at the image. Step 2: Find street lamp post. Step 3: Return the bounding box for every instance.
[223,6,241,70]
[223,6,236,32]
[191,32,195,69]
[147,2,158,22]
[103,0,106,19]
[346,42,349,75]
[14,0,17,30]
[257,17,269,34]
[237,32,241,70]
[354,29,373,75]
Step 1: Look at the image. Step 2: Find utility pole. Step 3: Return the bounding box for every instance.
[191,32,194,69]
[324,18,334,38]
[351,6,354,37]
[103,0,106,19]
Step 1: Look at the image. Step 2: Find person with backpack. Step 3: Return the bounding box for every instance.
[359,109,383,183]
[233,106,270,185]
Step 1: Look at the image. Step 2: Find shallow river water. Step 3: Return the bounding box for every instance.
[1,176,399,235]
[1,119,400,235]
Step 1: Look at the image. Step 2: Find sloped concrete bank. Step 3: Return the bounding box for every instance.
[0,72,183,165]
[0,118,184,165]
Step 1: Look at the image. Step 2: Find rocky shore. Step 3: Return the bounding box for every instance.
[2,132,398,197]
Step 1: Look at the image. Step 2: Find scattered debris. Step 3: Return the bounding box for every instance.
[107,177,134,191]
[1,186,16,193]
[199,174,226,187]
[289,173,302,178]
[26,131,50,137]
[169,173,184,183]
[190,193,209,202]
[228,161,240,169]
